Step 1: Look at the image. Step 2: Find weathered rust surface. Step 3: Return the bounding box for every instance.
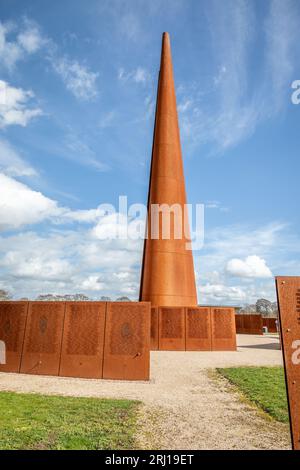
[250,314,263,334]
[139,32,197,307]
[102,302,150,381]
[211,308,236,351]
[276,276,300,450]
[263,317,278,333]
[158,307,185,350]
[235,314,263,334]
[186,307,211,351]
[0,301,28,372]
[20,302,65,376]
[59,302,106,379]
[235,314,244,333]
[150,307,159,350]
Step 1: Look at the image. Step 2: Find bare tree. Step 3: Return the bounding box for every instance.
[0,289,11,300]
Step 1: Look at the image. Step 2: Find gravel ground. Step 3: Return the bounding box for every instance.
[0,334,291,450]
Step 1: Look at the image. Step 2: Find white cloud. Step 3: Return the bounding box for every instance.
[0,19,44,70]
[0,191,298,302]
[0,18,98,102]
[180,0,300,153]
[17,18,44,53]
[118,67,150,84]
[195,221,300,305]
[63,207,106,223]
[0,139,37,177]
[0,80,43,128]
[0,173,140,232]
[201,283,246,303]
[51,57,98,100]
[1,251,73,281]
[0,22,23,70]
[226,255,273,278]
[0,174,144,289]
[0,173,61,230]
[80,275,105,291]
[0,224,142,299]
[132,67,149,83]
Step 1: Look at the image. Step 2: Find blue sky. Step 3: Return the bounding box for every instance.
[0,0,300,304]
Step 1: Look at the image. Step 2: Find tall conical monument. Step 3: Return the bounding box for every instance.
[139,32,197,307]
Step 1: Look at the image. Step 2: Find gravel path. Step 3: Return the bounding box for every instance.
[0,334,291,450]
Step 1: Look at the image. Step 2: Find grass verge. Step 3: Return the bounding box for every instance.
[0,391,140,450]
[217,366,289,423]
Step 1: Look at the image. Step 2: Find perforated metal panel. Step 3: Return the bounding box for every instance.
[59,302,106,379]
[235,314,244,333]
[158,307,185,350]
[150,307,159,350]
[211,308,236,351]
[263,317,278,333]
[20,302,65,376]
[250,315,263,334]
[235,314,263,334]
[243,315,251,334]
[0,301,28,372]
[276,276,300,450]
[102,302,150,380]
[186,307,211,350]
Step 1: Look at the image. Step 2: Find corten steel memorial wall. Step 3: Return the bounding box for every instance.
[211,308,237,351]
[0,302,28,372]
[276,276,300,450]
[0,301,150,381]
[151,306,236,351]
[262,317,278,333]
[59,302,106,379]
[159,307,186,350]
[186,307,211,351]
[103,302,150,380]
[20,302,65,376]
[235,314,263,335]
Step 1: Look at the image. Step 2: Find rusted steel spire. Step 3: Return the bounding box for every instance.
[139,32,197,307]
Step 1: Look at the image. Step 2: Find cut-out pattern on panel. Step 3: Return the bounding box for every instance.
[59,302,106,379]
[187,308,209,339]
[66,304,102,356]
[109,305,144,356]
[0,302,28,373]
[103,302,150,381]
[161,308,182,338]
[0,303,27,352]
[20,302,65,376]
[213,309,233,339]
[25,304,63,354]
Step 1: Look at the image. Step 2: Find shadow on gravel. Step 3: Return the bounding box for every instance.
[239,343,281,351]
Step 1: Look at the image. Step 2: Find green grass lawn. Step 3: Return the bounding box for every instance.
[0,391,140,450]
[217,366,289,423]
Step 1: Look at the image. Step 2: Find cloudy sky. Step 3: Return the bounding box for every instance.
[0,0,300,304]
